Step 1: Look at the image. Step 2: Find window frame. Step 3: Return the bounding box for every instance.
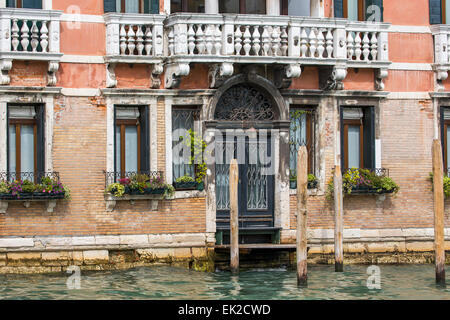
[171,0,205,13]
[219,0,265,14]
[443,0,448,24]
[342,118,364,169]
[6,0,42,9]
[444,119,450,173]
[8,117,37,176]
[289,107,315,175]
[171,106,200,183]
[342,0,366,21]
[115,118,141,176]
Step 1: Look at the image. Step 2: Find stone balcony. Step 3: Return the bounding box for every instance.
[432,25,450,88]
[0,8,63,86]
[165,13,391,90]
[104,13,165,88]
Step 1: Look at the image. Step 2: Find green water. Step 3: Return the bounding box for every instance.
[2,265,450,300]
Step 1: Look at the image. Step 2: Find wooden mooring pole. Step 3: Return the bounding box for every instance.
[296,147,308,286]
[432,139,445,285]
[230,159,239,274]
[334,165,344,272]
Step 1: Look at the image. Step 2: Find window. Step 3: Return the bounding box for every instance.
[172,107,199,182]
[114,106,150,175]
[334,0,383,22]
[289,107,314,175]
[281,0,310,16]
[171,0,205,13]
[441,108,450,173]
[6,0,42,8]
[7,105,45,179]
[219,0,266,14]
[430,0,450,24]
[104,0,159,14]
[340,107,375,169]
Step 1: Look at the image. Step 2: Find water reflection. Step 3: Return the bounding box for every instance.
[2,265,450,300]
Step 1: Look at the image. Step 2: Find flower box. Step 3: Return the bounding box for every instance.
[143,188,165,195]
[0,192,65,200]
[173,181,197,190]
[173,181,205,191]
[350,186,395,195]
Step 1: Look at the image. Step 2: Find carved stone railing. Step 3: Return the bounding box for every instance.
[0,8,62,86]
[346,22,390,90]
[432,25,450,88]
[164,13,390,89]
[104,13,165,88]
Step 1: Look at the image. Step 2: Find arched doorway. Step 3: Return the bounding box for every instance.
[206,74,289,244]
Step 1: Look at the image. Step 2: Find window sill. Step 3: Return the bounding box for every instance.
[0,198,61,214]
[289,188,321,196]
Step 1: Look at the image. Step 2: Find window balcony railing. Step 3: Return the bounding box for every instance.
[340,168,398,195]
[0,8,62,86]
[103,170,171,212]
[0,171,66,213]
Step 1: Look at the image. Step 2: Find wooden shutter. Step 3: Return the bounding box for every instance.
[23,0,42,9]
[334,0,344,18]
[138,106,150,171]
[35,105,45,173]
[430,0,442,24]
[104,0,117,13]
[363,107,375,169]
[6,0,15,7]
[365,0,383,22]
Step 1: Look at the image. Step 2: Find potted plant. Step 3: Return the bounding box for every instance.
[173,175,197,190]
[289,171,318,189]
[184,129,207,191]
[0,181,11,200]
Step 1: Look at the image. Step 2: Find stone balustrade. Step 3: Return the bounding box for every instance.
[432,25,450,85]
[164,14,390,89]
[104,13,165,88]
[0,8,62,86]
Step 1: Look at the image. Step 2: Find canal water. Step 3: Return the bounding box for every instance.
[2,265,450,299]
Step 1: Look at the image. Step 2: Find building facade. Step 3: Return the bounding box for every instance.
[0,0,449,271]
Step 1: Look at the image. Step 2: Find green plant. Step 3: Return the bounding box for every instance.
[0,181,9,193]
[184,129,207,184]
[326,168,399,199]
[164,184,175,198]
[63,185,71,200]
[175,175,195,183]
[308,174,317,183]
[21,180,36,193]
[429,172,450,198]
[106,183,125,197]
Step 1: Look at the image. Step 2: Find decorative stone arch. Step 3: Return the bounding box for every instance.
[205,73,289,122]
[203,73,291,243]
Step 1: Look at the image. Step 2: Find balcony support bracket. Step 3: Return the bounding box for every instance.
[0,59,12,85]
[375,68,388,91]
[0,201,8,214]
[209,63,234,88]
[165,62,190,89]
[106,63,118,88]
[47,61,59,86]
[319,65,347,90]
[151,63,164,89]
[274,64,302,89]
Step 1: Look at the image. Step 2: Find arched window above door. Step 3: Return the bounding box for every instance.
[214,84,276,121]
